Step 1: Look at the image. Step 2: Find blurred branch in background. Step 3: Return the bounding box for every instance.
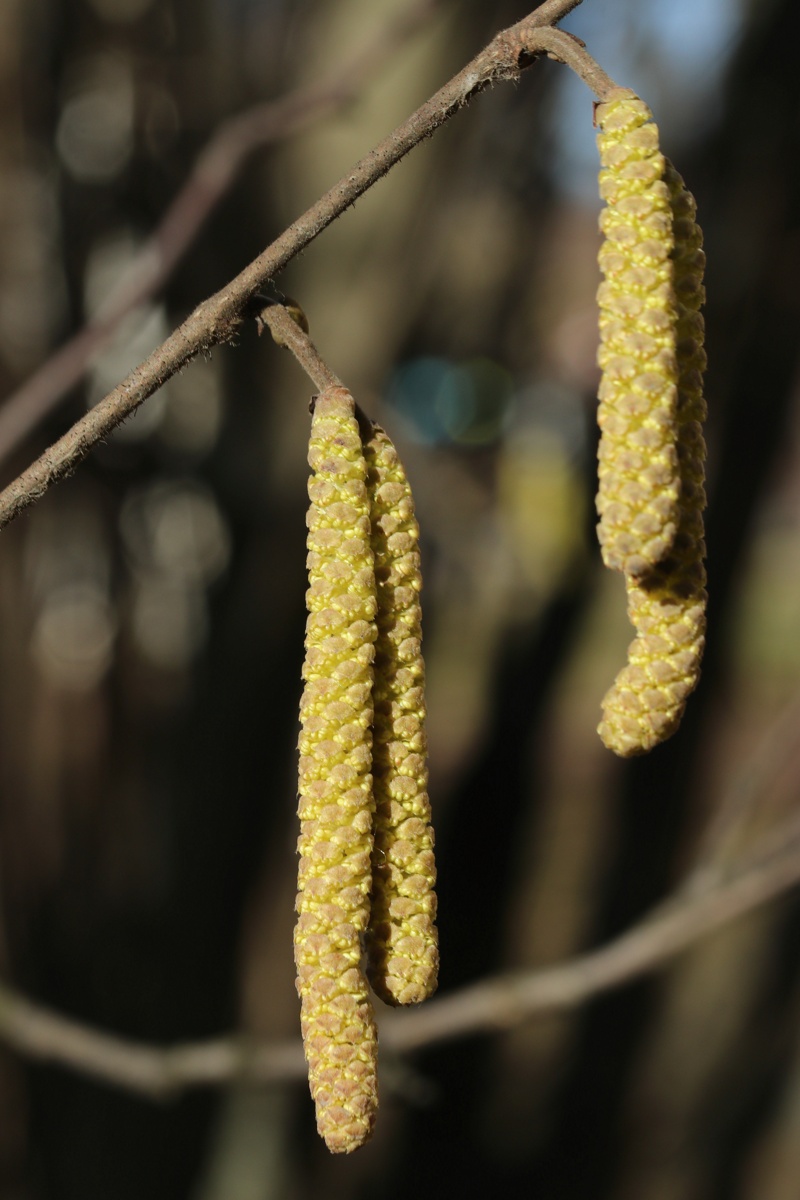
[0,2,602,535]
[2,720,800,1099]
[0,0,445,469]
[686,688,800,893]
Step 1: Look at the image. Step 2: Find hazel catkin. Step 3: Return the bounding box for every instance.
[294,384,379,1153]
[363,424,438,1007]
[595,87,681,578]
[598,160,708,757]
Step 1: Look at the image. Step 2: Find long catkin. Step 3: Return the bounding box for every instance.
[363,425,438,1007]
[598,160,708,757]
[294,385,379,1153]
[595,88,681,578]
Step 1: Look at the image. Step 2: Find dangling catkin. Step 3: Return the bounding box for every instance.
[598,161,708,757]
[294,385,379,1153]
[363,424,438,1006]
[595,88,681,577]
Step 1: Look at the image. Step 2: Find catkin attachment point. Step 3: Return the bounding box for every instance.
[363,424,438,1007]
[294,384,379,1152]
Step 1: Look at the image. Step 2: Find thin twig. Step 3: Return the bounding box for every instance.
[532,27,618,97]
[0,819,798,1099]
[0,0,594,533]
[258,303,379,441]
[257,304,342,393]
[0,0,446,467]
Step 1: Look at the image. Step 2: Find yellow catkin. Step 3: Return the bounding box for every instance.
[294,385,379,1153]
[596,87,681,577]
[598,161,708,757]
[363,425,438,1006]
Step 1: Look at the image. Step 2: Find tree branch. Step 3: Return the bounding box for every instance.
[386,826,800,1052]
[0,0,446,468]
[0,983,305,1098]
[1,815,798,1099]
[0,0,603,534]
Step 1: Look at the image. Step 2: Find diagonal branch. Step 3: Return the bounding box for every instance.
[0,0,446,467]
[0,813,798,1099]
[0,0,606,534]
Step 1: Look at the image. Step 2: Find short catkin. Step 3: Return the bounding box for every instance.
[595,87,681,577]
[598,160,708,757]
[294,385,379,1153]
[363,424,438,1006]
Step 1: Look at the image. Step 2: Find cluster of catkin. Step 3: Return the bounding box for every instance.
[294,384,438,1153]
[594,88,708,757]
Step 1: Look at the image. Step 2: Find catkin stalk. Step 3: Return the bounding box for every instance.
[598,161,708,757]
[294,385,379,1152]
[363,425,438,1006]
[595,87,681,577]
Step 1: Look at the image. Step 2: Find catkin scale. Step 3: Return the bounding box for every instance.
[294,385,379,1153]
[595,88,681,577]
[598,160,708,756]
[363,425,438,1007]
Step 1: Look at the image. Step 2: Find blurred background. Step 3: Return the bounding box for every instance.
[1,0,800,1195]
